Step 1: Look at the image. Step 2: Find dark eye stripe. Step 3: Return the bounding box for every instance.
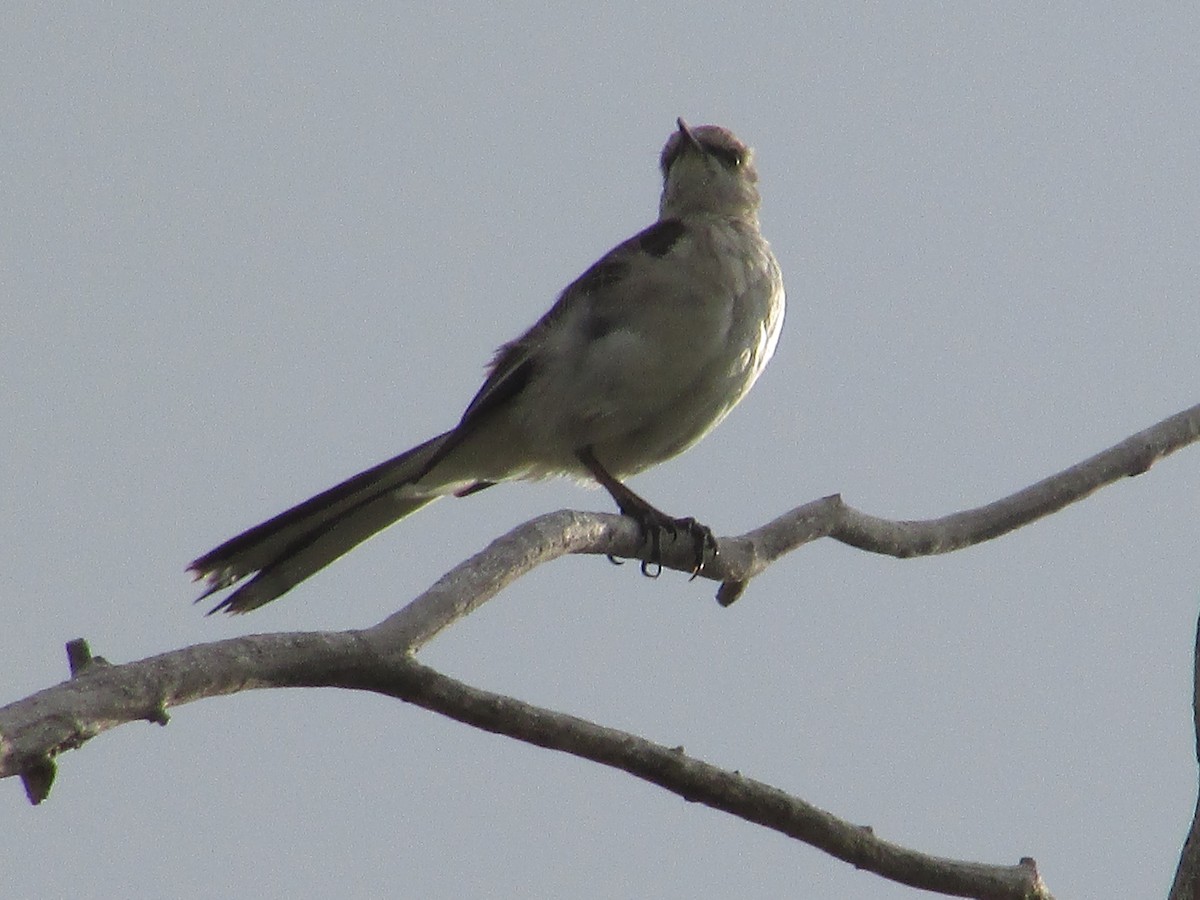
[703,143,744,169]
[661,136,746,174]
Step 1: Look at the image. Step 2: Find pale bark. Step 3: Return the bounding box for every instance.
[5,402,1200,898]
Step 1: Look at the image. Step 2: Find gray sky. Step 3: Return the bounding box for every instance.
[4,5,1198,898]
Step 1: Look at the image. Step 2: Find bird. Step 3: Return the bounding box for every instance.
[190,119,785,614]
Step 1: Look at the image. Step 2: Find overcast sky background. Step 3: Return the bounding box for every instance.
[3,5,1199,898]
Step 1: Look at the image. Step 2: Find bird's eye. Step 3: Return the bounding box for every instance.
[706,145,744,169]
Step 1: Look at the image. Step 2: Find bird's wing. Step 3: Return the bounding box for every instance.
[406,218,690,482]
[459,218,689,429]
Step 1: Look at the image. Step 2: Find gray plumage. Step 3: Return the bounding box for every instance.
[191,120,785,613]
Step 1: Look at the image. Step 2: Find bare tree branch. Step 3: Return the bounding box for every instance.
[1169,608,1200,900]
[4,402,1197,897]
[711,402,1200,604]
[1,634,1053,899]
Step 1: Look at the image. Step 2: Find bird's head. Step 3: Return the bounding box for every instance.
[658,119,761,221]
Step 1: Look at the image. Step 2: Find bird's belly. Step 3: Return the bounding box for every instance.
[508,240,783,480]
[516,323,767,477]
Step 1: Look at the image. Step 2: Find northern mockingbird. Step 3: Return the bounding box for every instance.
[191,119,785,613]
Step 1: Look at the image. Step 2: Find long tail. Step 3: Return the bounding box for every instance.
[190,431,462,614]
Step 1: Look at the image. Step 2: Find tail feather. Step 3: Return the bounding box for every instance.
[205,491,438,613]
[191,430,464,612]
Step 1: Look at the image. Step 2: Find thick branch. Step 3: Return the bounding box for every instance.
[0,635,1052,898]
[3,403,1195,896]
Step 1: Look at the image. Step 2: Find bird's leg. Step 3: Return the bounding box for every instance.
[577,447,717,577]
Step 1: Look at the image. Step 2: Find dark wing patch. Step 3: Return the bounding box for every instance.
[572,219,686,297]
[459,352,535,426]
[572,258,629,296]
[568,219,687,341]
[581,309,616,341]
[636,218,687,257]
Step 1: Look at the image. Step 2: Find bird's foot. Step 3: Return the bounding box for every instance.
[577,446,717,578]
[619,502,718,578]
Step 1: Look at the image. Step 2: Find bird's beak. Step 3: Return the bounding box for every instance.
[676,118,702,151]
